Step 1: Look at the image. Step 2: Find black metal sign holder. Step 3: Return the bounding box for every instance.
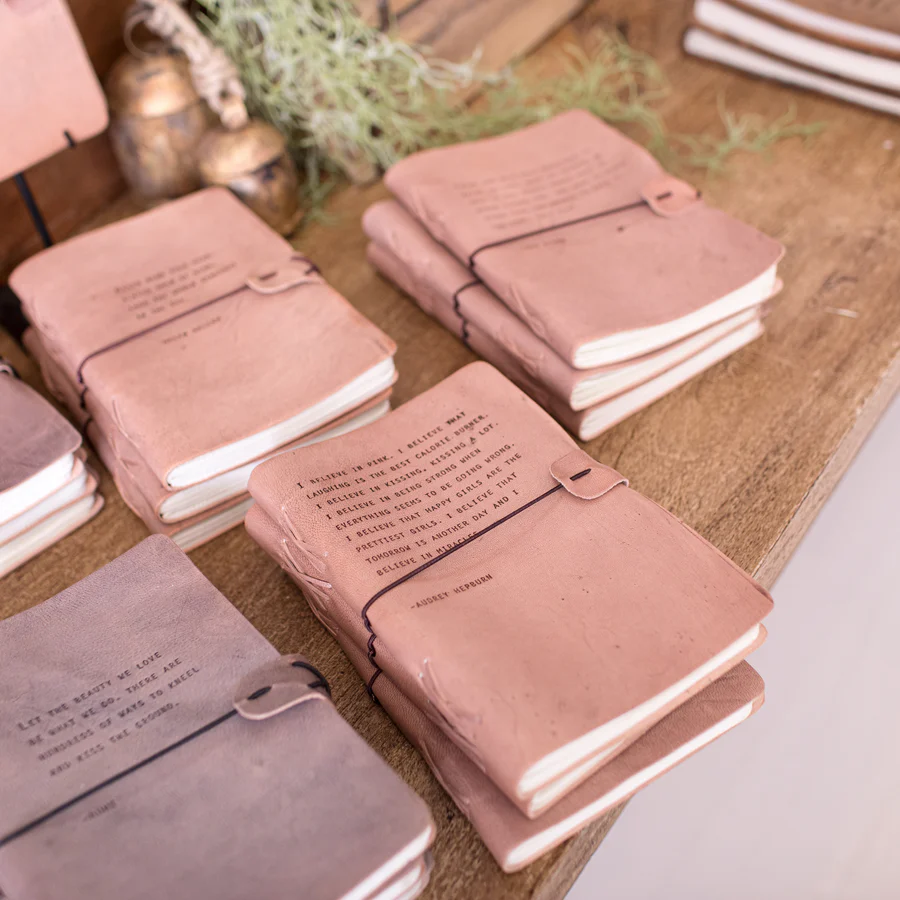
[1,171,54,342]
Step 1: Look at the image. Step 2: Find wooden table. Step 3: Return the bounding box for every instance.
[3,2,899,897]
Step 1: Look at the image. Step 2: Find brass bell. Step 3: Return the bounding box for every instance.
[197,120,303,236]
[106,51,215,205]
[113,0,304,235]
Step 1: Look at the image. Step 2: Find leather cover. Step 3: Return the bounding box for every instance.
[0,0,108,181]
[25,323,393,522]
[0,456,93,546]
[258,498,768,871]
[87,420,250,546]
[0,493,103,579]
[10,188,396,488]
[246,362,772,813]
[0,460,102,579]
[88,394,392,528]
[363,199,772,411]
[366,238,766,440]
[733,0,900,39]
[0,536,434,900]
[369,653,764,873]
[0,369,80,512]
[383,110,783,366]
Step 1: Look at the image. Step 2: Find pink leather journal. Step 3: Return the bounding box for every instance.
[364,203,771,439]
[368,243,764,442]
[247,362,772,815]
[730,0,900,47]
[0,455,94,545]
[0,536,434,900]
[364,199,772,412]
[11,188,397,489]
[0,0,108,181]
[247,501,766,871]
[0,454,102,579]
[0,365,96,557]
[384,110,784,367]
[0,367,80,517]
[26,322,393,523]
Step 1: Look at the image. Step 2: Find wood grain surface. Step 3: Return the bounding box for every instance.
[3,2,900,898]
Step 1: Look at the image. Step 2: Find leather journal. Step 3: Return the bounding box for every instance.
[247,501,766,871]
[246,363,772,834]
[685,0,900,117]
[0,363,101,577]
[0,536,435,900]
[25,321,391,550]
[364,199,775,440]
[13,188,396,549]
[0,0,108,181]
[12,188,397,489]
[382,110,784,369]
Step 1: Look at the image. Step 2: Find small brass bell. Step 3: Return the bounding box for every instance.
[106,51,215,205]
[115,0,303,234]
[197,121,303,236]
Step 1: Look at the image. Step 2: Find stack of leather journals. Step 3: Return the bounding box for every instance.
[684,0,900,116]
[0,362,102,578]
[11,188,397,551]
[364,110,784,441]
[245,362,772,871]
[0,536,435,900]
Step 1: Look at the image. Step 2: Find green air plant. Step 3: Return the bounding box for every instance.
[197,0,822,198]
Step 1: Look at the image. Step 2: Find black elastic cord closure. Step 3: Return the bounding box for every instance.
[74,284,246,407]
[451,280,480,345]
[466,198,650,269]
[240,661,331,701]
[0,661,330,850]
[289,659,332,697]
[361,468,592,700]
[73,255,320,409]
[0,709,237,851]
[0,358,19,379]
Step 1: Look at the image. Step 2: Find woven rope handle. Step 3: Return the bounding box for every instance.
[124,0,249,130]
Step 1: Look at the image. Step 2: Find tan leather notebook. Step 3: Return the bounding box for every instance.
[685,1,900,115]
[710,0,900,57]
[25,322,393,524]
[782,0,900,35]
[11,188,397,490]
[0,536,434,900]
[248,502,766,871]
[247,363,772,815]
[384,110,783,368]
[684,26,900,117]
[87,397,392,529]
[90,416,253,551]
[363,199,775,413]
[365,223,769,440]
[1,455,91,545]
[692,0,900,89]
[0,458,102,579]
[0,0,108,181]
[0,365,83,526]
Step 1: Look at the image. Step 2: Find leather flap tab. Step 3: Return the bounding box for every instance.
[640,175,701,217]
[233,654,331,721]
[246,254,323,295]
[550,449,627,500]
